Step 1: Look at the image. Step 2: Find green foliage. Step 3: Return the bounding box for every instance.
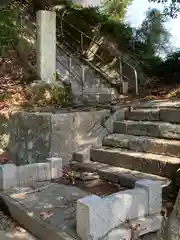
[155,49,180,84]
[135,8,171,57]
[0,2,20,54]
[101,0,133,20]
[149,0,180,18]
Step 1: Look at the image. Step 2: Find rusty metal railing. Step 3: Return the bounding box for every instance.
[57,15,139,95]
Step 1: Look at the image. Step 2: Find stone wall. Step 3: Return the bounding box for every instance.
[0,109,109,166]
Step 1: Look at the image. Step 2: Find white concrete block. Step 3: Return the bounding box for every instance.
[37,163,51,181]
[76,188,149,240]
[103,214,162,240]
[0,164,17,190]
[77,195,109,240]
[135,179,162,215]
[47,157,62,179]
[105,188,148,229]
[122,81,129,94]
[17,164,38,186]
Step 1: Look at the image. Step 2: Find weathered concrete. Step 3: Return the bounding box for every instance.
[0,158,62,190]
[0,183,88,240]
[71,161,170,189]
[36,11,56,82]
[103,108,127,133]
[135,179,162,215]
[103,133,180,157]
[3,110,109,165]
[73,108,127,162]
[114,120,180,140]
[160,108,180,123]
[0,164,17,190]
[126,109,160,121]
[90,147,180,178]
[76,180,162,240]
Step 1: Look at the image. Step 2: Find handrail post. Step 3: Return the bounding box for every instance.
[81,66,85,97]
[119,55,123,93]
[80,33,84,55]
[69,56,72,85]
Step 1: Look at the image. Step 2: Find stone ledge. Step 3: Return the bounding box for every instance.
[76,179,162,240]
[0,157,62,190]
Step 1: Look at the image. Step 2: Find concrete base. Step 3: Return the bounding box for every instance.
[0,183,162,240]
[0,183,88,240]
[0,158,62,190]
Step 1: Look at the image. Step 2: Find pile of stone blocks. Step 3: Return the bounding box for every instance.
[77,179,162,240]
[0,157,62,190]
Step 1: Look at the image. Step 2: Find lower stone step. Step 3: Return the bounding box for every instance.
[103,133,180,157]
[71,161,171,189]
[90,147,180,178]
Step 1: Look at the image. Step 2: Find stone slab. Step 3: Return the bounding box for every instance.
[1,183,89,240]
[114,120,180,140]
[160,108,180,123]
[103,133,180,157]
[90,147,180,178]
[70,161,170,189]
[125,109,160,121]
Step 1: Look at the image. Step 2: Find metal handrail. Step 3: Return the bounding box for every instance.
[58,14,139,94]
[56,43,84,89]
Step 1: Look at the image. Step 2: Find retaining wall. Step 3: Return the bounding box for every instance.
[0,109,110,165]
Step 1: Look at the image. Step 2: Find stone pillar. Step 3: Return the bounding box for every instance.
[36,10,56,82]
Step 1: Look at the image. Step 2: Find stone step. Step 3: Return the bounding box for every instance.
[126,108,160,121]
[103,133,180,157]
[90,147,180,178]
[126,108,180,123]
[71,161,171,189]
[114,120,180,140]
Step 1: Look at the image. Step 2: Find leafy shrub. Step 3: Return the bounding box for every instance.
[0,2,20,54]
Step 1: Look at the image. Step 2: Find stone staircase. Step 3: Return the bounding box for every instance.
[71,105,180,189]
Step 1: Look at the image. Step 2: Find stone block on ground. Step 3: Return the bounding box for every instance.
[46,157,62,179]
[17,164,39,186]
[0,164,17,190]
[77,187,149,240]
[105,188,148,227]
[77,195,109,240]
[135,179,162,215]
[37,163,51,181]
